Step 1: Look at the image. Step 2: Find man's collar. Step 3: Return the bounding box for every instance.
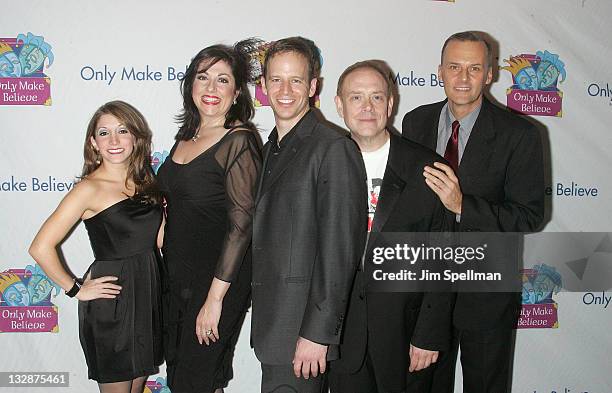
[268,109,312,147]
[445,101,482,132]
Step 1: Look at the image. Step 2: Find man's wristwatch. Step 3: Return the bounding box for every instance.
[65,278,83,298]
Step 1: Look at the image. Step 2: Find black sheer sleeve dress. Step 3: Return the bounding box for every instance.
[156,128,261,393]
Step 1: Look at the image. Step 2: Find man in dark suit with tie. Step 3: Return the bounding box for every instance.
[251,37,367,393]
[328,60,454,393]
[402,31,545,392]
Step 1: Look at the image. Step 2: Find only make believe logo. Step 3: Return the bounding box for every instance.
[151,150,169,174]
[144,377,171,393]
[502,51,566,117]
[0,265,61,333]
[0,32,53,106]
[517,264,562,329]
[250,41,321,108]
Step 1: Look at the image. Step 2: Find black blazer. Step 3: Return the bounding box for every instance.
[402,97,545,330]
[331,133,454,391]
[251,111,368,365]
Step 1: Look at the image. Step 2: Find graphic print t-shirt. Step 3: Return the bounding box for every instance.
[362,138,390,232]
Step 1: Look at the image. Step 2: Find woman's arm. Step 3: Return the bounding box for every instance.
[195,278,230,345]
[157,213,165,249]
[195,130,262,345]
[28,181,121,301]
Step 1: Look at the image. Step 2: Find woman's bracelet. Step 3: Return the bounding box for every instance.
[65,278,83,298]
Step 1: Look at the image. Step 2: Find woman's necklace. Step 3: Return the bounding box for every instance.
[192,121,225,142]
[191,130,200,142]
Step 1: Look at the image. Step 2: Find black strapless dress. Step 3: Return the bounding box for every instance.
[79,197,164,383]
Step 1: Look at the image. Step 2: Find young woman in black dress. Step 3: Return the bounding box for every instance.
[156,40,262,393]
[29,101,163,393]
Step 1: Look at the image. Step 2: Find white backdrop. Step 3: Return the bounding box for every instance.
[1,1,611,392]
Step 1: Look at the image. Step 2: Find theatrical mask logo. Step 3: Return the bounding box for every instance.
[0,32,53,106]
[502,51,566,117]
[0,265,61,332]
[151,150,170,174]
[144,376,171,393]
[517,264,562,329]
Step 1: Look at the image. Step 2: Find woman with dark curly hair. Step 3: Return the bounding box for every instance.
[157,39,262,393]
[30,100,163,393]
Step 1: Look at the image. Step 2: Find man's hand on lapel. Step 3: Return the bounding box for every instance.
[293,336,328,379]
[409,343,439,372]
[423,162,463,215]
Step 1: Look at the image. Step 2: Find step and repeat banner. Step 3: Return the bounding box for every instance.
[1,1,611,392]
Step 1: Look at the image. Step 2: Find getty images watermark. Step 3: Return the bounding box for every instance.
[365,232,612,293]
[372,242,490,282]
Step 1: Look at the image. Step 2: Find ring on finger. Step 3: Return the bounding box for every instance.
[205,329,213,336]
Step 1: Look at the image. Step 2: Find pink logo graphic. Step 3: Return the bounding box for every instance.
[0,32,53,106]
[517,264,562,329]
[144,377,171,393]
[151,150,169,174]
[502,51,566,117]
[0,265,61,333]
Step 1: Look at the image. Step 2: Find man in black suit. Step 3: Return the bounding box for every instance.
[251,37,367,393]
[402,31,545,392]
[328,60,454,393]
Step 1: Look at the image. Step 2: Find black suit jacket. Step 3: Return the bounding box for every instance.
[402,97,545,330]
[331,133,454,391]
[251,111,368,365]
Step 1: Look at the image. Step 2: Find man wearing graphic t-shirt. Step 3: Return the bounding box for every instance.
[329,60,453,393]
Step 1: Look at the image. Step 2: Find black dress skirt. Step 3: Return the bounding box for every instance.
[79,197,164,383]
[157,129,261,393]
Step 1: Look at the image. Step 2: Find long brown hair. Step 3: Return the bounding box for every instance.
[82,100,160,203]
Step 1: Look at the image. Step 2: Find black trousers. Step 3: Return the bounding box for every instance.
[328,350,435,393]
[430,327,515,393]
